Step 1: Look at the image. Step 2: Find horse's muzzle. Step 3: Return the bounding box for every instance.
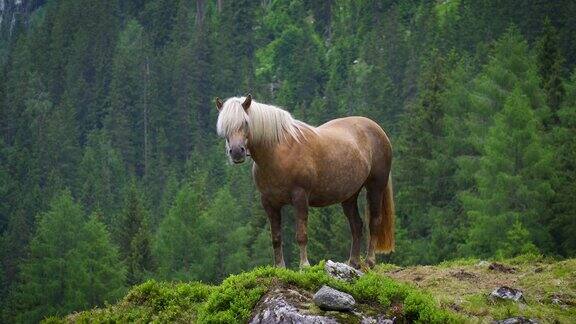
[230,146,246,164]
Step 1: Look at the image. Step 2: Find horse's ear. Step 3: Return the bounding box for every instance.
[242,94,252,111]
[216,97,223,111]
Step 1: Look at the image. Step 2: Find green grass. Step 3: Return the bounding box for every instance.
[47,261,461,323]
[46,256,574,323]
[377,255,576,323]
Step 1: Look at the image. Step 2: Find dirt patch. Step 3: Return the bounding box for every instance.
[383,264,520,293]
[489,262,517,273]
[448,302,462,312]
[452,269,478,281]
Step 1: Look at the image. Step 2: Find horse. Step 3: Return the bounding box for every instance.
[215,94,394,269]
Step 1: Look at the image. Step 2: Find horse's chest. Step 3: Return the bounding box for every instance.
[252,167,294,204]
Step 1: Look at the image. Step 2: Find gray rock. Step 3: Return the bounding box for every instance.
[249,287,338,324]
[493,316,538,324]
[489,286,525,302]
[325,260,364,282]
[313,285,356,311]
[250,286,393,324]
[360,315,395,324]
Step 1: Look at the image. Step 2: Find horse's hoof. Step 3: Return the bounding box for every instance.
[366,259,376,269]
[347,259,361,270]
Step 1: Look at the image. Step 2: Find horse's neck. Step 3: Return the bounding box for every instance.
[247,119,315,168]
[248,141,280,168]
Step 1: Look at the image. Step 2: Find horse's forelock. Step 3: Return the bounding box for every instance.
[216,98,249,138]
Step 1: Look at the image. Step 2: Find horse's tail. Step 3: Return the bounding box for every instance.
[375,172,395,253]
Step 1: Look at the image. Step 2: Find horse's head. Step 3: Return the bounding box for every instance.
[215,94,252,164]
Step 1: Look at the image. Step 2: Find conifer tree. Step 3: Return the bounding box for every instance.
[464,28,548,148]
[10,191,124,323]
[117,182,153,285]
[551,71,576,256]
[78,130,126,221]
[461,87,555,257]
[197,188,250,283]
[307,206,350,264]
[107,19,155,176]
[249,225,273,267]
[79,213,126,307]
[537,19,565,124]
[395,50,451,263]
[154,179,205,280]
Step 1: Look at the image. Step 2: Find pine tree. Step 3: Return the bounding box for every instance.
[80,213,126,307]
[59,0,120,141]
[551,70,576,256]
[266,23,326,113]
[117,181,153,285]
[395,50,452,263]
[461,87,555,257]
[10,191,125,322]
[107,19,155,176]
[197,188,250,283]
[154,180,205,280]
[78,130,126,221]
[537,18,565,124]
[464,28,548,149]
[307,206,350,264]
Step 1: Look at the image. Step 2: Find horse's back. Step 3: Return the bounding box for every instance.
[317,116,391,166]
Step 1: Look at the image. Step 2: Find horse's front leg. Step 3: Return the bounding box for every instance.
[292,188,310,268]
[262,197,285,268]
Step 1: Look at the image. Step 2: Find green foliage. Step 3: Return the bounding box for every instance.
[550,70,576,256]
[537,18,565,118]
[117,181,154,285]
[78,130,126,220]
[154,180,206,280]
[308,206,350,264]
[1,0,576,319]
[59,262,460,323]
[8,191,125,323]
[196,187,251,283]
[461,86,555,257]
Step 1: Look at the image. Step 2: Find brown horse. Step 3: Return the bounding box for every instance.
[215,94,394,269]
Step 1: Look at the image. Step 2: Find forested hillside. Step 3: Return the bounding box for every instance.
[0,0,575,322]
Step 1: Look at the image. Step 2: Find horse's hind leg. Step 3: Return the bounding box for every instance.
[366,181,385,268]
[292,188,310,269]
[341,192,363,269]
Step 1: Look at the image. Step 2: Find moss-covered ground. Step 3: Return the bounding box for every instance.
[47,256,574,323]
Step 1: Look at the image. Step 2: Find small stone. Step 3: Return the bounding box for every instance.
[477,260,490,267]
[325,260,364,282]
[493,316,538,324]
[360,315,395,323]
[313,285,356,311]
[489,286,525,302]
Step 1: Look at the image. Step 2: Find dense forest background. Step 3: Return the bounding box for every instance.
[1,0,575,322]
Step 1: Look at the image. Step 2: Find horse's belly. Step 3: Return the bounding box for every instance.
[308,161,369,207]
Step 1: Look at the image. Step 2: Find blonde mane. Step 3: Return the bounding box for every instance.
[216,97,315,145]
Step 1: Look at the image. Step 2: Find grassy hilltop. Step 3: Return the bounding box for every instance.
[48,255,575,323]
